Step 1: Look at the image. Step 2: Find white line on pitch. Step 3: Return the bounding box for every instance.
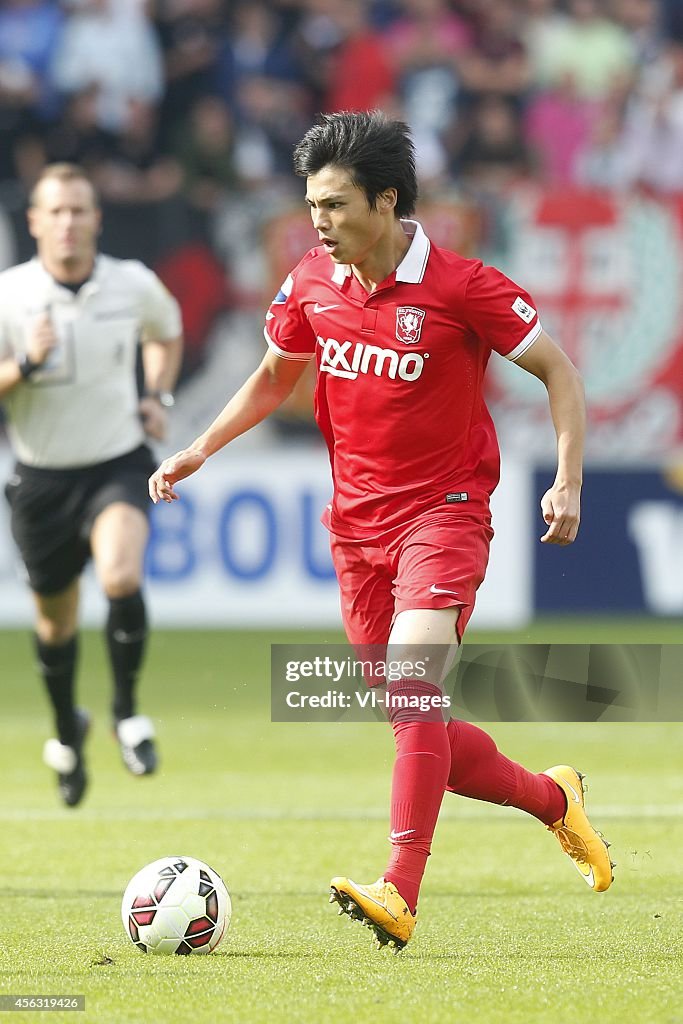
[0,804,682,823]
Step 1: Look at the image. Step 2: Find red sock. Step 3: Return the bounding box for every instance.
[446,719,566,825]
[383,680,451,915]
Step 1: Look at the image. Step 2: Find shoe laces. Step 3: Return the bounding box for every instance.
[553,825,590,865]
[366,879,390,902]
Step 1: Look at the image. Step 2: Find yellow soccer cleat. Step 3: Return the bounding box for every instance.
[329,876,416,951]
[543,765,615,892]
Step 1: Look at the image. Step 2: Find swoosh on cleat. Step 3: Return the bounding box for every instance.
[573,862,595,886]
[565,779,582,804]
[351,888,399,922]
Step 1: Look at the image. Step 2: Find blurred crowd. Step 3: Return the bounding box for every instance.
[2,0,682,412]
[3,0,683,210]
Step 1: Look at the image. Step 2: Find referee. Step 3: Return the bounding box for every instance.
[0,163,183,807]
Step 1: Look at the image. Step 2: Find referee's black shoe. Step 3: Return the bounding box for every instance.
[115,715,158,776]
[42,708,90,807]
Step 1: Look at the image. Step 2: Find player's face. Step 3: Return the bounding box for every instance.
[305,165,394,267]
[28,178,100,272]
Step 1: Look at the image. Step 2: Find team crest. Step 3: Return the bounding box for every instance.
[396,306,426,345]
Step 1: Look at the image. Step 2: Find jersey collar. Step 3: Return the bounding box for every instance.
[32,255,102,298]
[330,219,431,287]
[395,220,430,283]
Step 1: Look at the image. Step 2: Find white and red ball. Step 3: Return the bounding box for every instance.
[121,856,231,954]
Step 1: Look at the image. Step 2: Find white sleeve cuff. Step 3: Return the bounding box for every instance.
[264,327,315,361]
[506,320,542,361]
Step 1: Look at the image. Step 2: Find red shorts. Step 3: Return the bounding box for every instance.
[331,505,493,648]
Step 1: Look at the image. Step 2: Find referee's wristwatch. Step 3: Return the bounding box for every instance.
[18,354,40,379]
[145,390,175,408]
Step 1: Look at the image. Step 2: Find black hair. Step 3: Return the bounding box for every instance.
[293,111,418,218]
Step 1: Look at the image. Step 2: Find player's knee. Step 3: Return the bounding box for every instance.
[101,566,143,599]
[35,618,76,646]
[390,607,460,646]
[386,678,447,725]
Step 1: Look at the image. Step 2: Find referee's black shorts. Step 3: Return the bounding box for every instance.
[4,444,155,596]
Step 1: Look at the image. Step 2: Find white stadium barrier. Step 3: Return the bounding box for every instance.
[0,445,532,629]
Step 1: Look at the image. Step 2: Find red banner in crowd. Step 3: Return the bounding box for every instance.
[488,187,683,460]
[263,188,683,460]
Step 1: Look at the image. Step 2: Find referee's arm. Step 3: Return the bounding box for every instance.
[0,311,57,397]
[138,334,183,441]
[0,358,24,397]
[141,334,183,396]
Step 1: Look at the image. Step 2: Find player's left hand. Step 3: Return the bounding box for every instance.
[540,481,581,545]
[139,396,168,441]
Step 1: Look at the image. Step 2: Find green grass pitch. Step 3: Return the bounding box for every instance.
[0,621,681,1024]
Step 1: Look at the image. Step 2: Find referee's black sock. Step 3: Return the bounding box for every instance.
[106,590,148,722]
[34,635,79,746]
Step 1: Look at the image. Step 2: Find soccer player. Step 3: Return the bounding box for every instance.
[0,163,183,807]
[149,112,613,949]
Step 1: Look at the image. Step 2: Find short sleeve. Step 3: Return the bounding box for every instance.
[135,264,183,342]
[263,254,316,361]
[465,261,542,361]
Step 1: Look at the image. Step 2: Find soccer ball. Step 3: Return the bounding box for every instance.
[121,856,231,955]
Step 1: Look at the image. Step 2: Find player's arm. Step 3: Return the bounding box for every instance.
[149,349,309,503]
[514,329,585,545]
[139,335,184,440]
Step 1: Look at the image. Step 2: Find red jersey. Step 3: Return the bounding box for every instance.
[264,220,541,539]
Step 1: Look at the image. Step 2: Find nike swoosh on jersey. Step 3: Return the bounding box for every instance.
[430,585,460,596]
[313,303,340,314]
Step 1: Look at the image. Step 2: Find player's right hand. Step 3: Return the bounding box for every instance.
[27,311,58,365]
[148,448,207,503]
